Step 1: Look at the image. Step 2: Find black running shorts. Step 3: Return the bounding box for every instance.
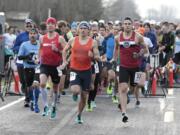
[70,69,92,91]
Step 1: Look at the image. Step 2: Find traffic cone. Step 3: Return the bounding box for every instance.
[169,68,174,88]
[14,71,20,94]
[152,74,157,96]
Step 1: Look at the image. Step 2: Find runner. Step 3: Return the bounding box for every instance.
[115,17,148,123]
[62,21,100,124]
[18,28,40,113]
[39,17,67,118]
[13,18,34,107]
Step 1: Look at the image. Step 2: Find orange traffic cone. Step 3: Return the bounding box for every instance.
[152,74,157,96]
[169,68,174,88]
[14,72,20,94]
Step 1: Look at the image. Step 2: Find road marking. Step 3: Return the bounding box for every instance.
[159,98,165,112]
[164,111,174,122]
[47,106,77,135]
[0,97,25,111]
[168,88,174,95]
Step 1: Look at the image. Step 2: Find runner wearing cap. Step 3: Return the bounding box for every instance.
[13,18,34,107]
[39,17,67,119]
[62,21,100,124]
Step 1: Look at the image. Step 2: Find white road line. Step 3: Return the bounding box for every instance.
[164,111,174,122]
[47,106,77,135]
[0,97,25,111]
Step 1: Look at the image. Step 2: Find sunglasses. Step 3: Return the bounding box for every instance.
[26,25,32,28]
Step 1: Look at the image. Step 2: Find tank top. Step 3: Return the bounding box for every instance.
[40,33,62,66]
[70,36,93,71]
[119,32,141,68]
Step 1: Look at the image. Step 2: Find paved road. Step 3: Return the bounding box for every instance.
[0,88,179,135]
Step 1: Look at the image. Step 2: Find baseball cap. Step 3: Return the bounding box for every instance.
[108,21,113,25]
[25,18,33,24]
[79,21,90,29]
[71,21,78,29]
[46,17,57,24]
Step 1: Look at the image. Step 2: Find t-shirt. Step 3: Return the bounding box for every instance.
[175,37,180,54]
[18,41,40,68]
[144,37,153,48]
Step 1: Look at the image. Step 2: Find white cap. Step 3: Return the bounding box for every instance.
[99,19,105,24]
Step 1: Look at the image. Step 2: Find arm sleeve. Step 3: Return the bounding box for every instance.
[18,43,25,57]
[13,35,21,54]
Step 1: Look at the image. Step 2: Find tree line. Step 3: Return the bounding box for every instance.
[0,0,140,24]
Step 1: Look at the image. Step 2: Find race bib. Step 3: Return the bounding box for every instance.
[32,54,38,61]
[57,67,63,76]
[116,65,120,72]
[70,72,76,81]
[134,72,146,86]
[94,62,99,73]
[16,58,23,64]
[35,67,40,74]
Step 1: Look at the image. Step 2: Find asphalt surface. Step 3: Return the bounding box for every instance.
[0,87,180,135]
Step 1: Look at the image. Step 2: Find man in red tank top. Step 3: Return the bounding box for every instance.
[115,17,148,123]
[62,21,100,124]
[38,17,67,119]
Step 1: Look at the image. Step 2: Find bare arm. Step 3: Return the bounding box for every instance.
[62,38,74,65]
[113,35,120,61]
[92,40,101,61]
[137,34,148,55]
[38,36,43,61]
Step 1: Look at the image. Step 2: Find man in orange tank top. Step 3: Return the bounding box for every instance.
[62,21,100,124]
[38,17,67,119]
[114,17,148,123]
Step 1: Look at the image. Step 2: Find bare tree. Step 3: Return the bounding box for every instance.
[146,5,177,21]
[0,0,104,23]
[104,0,140,21]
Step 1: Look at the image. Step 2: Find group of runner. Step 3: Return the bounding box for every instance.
[3,16,180,123]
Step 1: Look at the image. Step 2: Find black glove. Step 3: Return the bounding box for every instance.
[18,52,34,60]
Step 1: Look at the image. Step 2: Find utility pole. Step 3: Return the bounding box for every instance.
[48,8,51,18]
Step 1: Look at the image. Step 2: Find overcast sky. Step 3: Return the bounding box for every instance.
[135,0,180,18]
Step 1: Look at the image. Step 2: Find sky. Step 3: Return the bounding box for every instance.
[135,0,180,18]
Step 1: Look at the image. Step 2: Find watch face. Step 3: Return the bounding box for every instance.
[123,41,130,48]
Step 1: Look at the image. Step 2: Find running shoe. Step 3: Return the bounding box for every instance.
[34,104,40,113]
[86,104,93,112]
[72,94,78,102]
[51,106,56,119]
[112,96,118,104]
[135,100,140,108]
[42,106,49,116]
[75,115,83,124]
[24,101,30,107]
[106,85,113,95]
[91,101,97,108]
[122,113,128,123]
[61,90,66,95]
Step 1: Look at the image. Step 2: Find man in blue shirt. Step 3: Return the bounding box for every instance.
[18,28,40,112]
[13,19,34,107]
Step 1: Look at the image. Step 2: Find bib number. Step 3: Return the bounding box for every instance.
[116,65,120,72]
[35,67,40,74]
[94,62,99,73]
[57,67,63,76]
[70,72,77,81]
[134,72,146,86]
